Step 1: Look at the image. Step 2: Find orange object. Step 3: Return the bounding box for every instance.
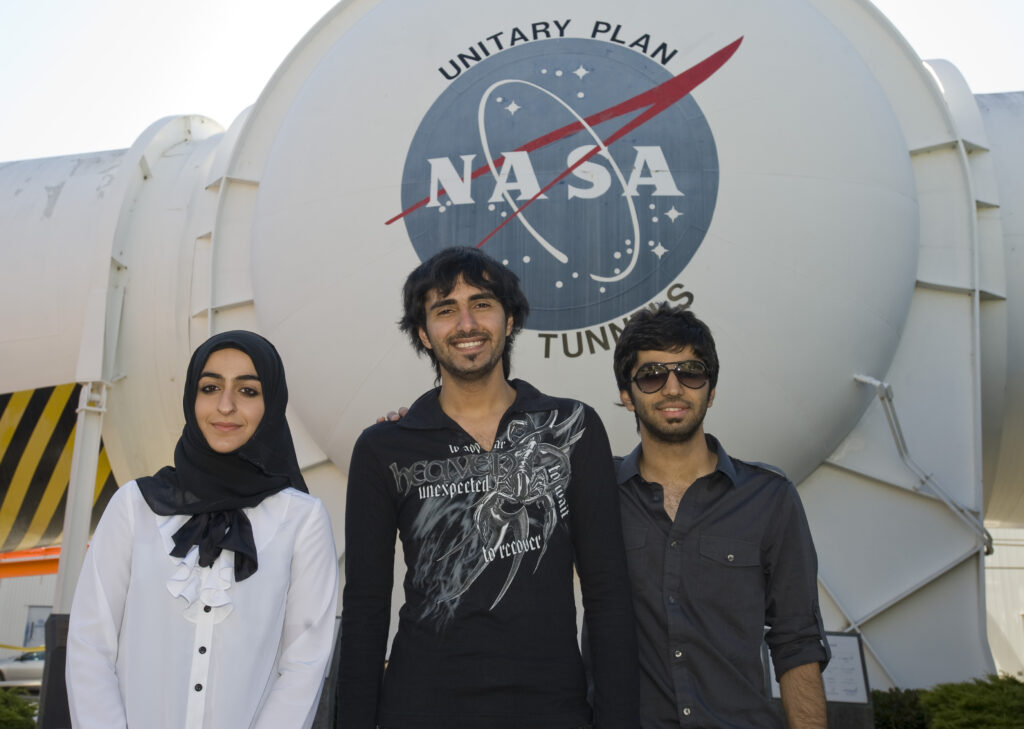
[0,546,61,579]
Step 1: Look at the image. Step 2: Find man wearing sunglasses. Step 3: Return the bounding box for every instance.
[612,303,829,729]
[338,247,639,729]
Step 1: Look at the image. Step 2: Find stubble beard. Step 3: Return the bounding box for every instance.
[638,396,709,444]
[435,331,506,383]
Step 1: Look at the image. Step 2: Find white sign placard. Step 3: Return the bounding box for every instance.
[765,632,869,704]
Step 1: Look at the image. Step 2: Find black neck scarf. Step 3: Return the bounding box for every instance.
[137,330,307,581]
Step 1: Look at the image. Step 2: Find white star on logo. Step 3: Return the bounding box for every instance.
[505,100,521,115]
[573,65,589,80]
[664,206,683,222]
[652,243,669,258]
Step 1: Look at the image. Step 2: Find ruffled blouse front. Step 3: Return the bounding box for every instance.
[162,534,235,617]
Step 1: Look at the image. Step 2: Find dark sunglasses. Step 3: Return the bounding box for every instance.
[631,360,710,393]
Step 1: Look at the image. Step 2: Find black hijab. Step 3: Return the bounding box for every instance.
[137,330,307,581]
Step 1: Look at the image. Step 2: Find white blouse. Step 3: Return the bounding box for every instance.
[67,481,338,729]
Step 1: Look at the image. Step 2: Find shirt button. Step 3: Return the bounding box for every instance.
[198,646,207,654]
[727,553,735,562]
[194,684,203,692]
[668,596,676,605]
[674,649,683,659]
[683,707,692,716]
[670,540,679,549]
[203,605,212,613]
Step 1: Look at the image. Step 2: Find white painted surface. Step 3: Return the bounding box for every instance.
[978,92,1024,526]
[976,90,1024,677]
[986,528,1024,677]
[0,152,123,392]
[0,575,54,652]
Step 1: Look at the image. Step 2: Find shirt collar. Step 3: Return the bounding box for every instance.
[617,444,643,484]
[397,379,556,430]
[617,433,740,487]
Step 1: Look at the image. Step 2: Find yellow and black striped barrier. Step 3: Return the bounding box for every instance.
[0,384,118,577]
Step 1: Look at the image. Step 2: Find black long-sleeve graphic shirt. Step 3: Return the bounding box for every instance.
[338,380,638,729]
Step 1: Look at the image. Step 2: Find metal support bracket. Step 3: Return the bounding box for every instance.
[854,374,993,554]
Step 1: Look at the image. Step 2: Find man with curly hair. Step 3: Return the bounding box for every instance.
[338,246,639,729]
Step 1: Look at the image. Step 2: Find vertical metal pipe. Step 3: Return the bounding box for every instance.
[51,381,107,613]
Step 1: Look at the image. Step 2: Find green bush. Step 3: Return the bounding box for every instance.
[873,675,1024,729]
[0,688,36,729]
[920,674,1024,729]
[872,686,930,729]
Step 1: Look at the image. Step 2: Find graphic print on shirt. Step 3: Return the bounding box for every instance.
[389,405,585,628]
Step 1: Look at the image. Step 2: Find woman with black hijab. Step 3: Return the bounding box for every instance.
[67,331,338,729]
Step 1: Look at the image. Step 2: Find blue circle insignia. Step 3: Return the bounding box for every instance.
[398,38,719,331]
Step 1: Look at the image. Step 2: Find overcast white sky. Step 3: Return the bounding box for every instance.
[0,0,1021,162]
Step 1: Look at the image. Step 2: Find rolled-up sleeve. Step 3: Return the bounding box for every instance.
[764,482,830,678]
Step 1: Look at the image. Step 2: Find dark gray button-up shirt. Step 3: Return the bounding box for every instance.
[617,435,829,729]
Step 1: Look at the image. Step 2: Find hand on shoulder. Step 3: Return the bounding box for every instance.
[375,406,409,423]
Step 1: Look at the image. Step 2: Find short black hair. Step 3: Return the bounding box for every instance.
[613,303,719,391]
[399,247,530,380]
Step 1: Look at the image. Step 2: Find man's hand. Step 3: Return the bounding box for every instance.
[375,407,409,424]
[779,661,827,729]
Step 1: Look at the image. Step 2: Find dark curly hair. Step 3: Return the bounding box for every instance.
[399,247,530,380]
[613,303,719,392]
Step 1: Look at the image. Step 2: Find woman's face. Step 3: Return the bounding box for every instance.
[194,348,266,453]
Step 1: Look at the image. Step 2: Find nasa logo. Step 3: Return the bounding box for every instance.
[391,36,740,331]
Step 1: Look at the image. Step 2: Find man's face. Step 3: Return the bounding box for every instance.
[619,345,715,443]
[418,276,514,382]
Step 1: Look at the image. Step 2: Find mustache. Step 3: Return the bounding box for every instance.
[447,329,491,343]
[655,396,692,408]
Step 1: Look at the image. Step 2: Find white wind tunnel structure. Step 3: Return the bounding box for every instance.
[1,0,1023,689]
